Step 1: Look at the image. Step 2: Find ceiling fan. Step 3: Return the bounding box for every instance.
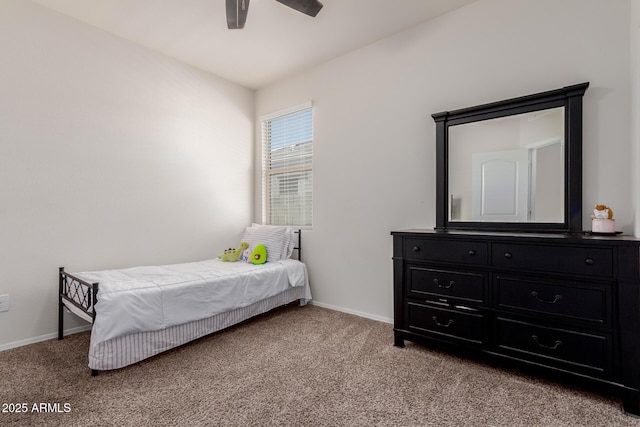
[226,0,323,29]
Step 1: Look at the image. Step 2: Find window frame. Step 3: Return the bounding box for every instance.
[260,102,313,227]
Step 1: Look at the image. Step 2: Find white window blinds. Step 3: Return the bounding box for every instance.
[261,103,313,226]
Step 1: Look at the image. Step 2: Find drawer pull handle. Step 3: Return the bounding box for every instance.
[530,291,562,304]
[468,250,476,256]
[433,279,455,289]
[585,258,594,265]
[432,316,454,328]
[412,246,421,252]
[531,335,563,350]
[504,252,512,259]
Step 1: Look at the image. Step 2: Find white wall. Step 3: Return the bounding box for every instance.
[255,0,632,322]
[0,0,254,347]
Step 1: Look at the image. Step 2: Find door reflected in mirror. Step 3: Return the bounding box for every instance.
[448,107,564,223]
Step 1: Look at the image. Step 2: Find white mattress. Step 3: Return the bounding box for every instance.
[74,258,310,347]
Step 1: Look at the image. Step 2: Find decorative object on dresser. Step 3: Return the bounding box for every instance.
[592,204,616,234]
[392,230,640,416]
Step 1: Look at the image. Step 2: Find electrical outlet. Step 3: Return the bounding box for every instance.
[0,294,9,313]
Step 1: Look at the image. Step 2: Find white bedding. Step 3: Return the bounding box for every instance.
[74,258,310,346]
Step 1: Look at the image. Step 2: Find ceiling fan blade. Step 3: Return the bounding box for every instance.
[275,0,323,17]
[226,0,250,29]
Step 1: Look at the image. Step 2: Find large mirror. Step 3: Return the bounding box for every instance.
[432,82,589,232]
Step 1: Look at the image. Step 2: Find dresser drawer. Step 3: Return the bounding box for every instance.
[492,243,613,277]
[496,318,611,376]
[407,302,484,344]
[408,266,486,305]
[405,238,488,265]
[495,275,610,325]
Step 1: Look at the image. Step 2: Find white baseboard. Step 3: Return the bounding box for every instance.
[309,300,393,324]
[0,325,92,352]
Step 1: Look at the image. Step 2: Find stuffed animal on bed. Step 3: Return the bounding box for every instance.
[250,244,267,265]
[219,241,249,262]
[241,247,251,263]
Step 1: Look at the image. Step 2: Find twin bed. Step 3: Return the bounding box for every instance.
[58,226,310,375]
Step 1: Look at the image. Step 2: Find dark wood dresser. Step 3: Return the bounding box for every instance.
[392,229,640,415]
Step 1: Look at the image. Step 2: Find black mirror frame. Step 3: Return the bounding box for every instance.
[432,82,589,233]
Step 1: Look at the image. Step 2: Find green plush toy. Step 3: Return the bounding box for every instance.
[250,244,267,265]
[220,241,249,262]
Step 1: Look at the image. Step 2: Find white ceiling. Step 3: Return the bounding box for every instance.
[31,0,477,89]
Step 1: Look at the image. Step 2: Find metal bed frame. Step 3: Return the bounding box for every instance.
[58,230,302,376]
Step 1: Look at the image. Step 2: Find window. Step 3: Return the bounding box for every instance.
[261,103,313,226]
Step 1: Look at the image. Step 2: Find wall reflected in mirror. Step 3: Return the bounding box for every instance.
[448,107,564,223]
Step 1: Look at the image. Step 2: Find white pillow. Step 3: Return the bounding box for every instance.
[242,225,289,262]
[246,224,298,260]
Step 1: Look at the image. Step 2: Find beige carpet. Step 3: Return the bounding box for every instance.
[1,305,639,427]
